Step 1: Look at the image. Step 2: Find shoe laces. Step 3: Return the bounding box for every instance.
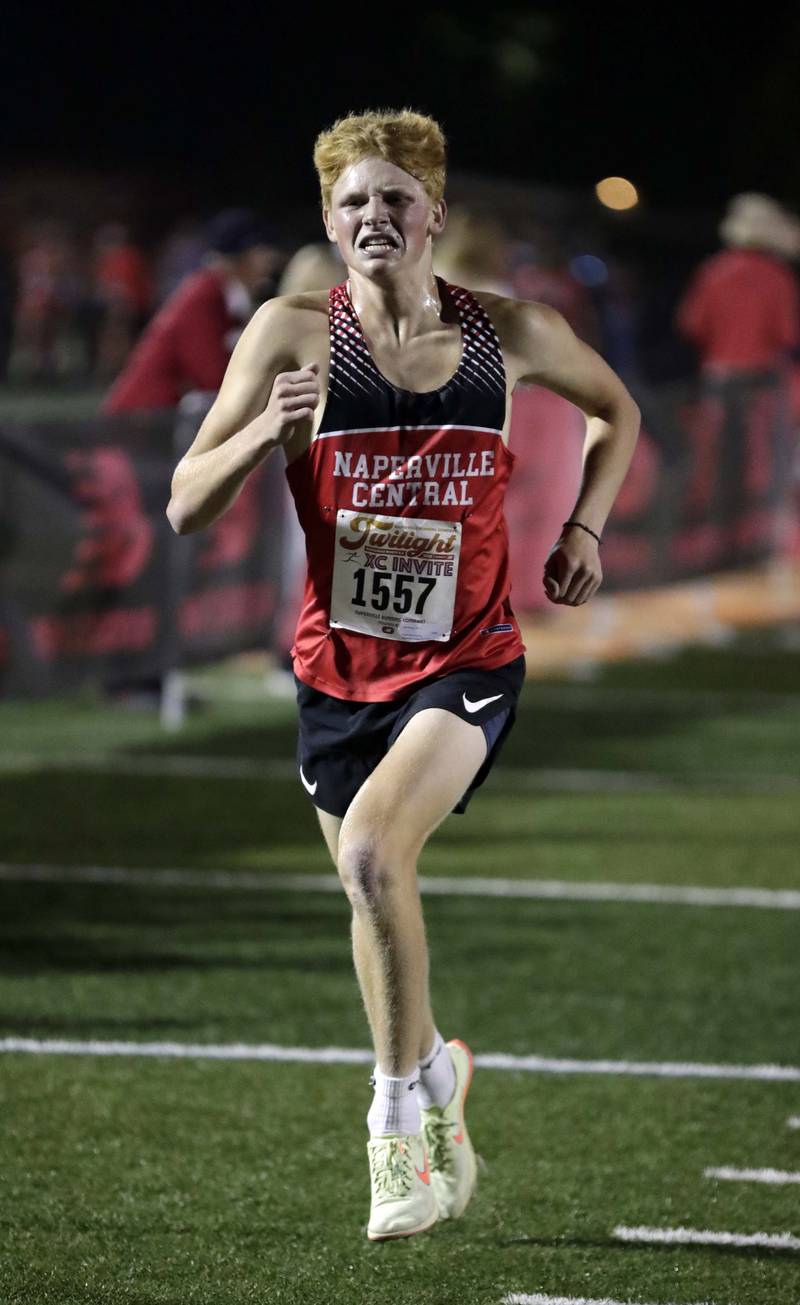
[423,1110,454,1174]
[369,1137,414,1199]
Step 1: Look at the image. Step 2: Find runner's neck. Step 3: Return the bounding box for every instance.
[347,265,443,345]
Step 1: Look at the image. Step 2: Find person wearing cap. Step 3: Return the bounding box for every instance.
[94,210,281,709]
[676,192,800,376]
[675,193,800,563]
[102,209,282,413]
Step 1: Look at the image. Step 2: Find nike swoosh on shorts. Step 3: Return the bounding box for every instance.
[462,692,503,714]
[299,766,318,795]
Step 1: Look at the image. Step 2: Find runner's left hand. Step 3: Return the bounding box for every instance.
[543,529,603,605]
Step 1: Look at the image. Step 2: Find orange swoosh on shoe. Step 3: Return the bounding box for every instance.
[453,1106,465,1142]
[415,1153,431,1185]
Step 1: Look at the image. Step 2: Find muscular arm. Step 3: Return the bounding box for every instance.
[493,298,641,604]
[166,299,319,534]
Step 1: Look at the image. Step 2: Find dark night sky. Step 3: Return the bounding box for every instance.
[4,4,800,212]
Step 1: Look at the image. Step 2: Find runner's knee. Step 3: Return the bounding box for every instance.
[337,837,384,909]
[336,827,417,911]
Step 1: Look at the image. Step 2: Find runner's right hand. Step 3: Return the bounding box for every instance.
[262,363,320,443]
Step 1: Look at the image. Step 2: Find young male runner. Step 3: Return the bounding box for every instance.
[167,109,640,1241]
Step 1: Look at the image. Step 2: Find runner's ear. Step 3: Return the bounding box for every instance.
[322,208,337,244]
[429,199,447,239]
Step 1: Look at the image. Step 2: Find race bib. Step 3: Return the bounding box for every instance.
[330,510,461,642]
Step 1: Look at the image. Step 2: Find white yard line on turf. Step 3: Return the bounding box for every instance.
[1,750,799,794]
[1,1039,799,1083]
[475,1055,800,1083]
[787,1117,800,1130]
[1,862,798,912]
[613,1225,800,1252]
[501,1295,723,1305]
[704,1166,800,1185]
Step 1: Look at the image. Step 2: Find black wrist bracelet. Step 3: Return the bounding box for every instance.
[562,519,602,545]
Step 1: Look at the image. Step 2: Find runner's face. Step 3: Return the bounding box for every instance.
[324,158,445,277]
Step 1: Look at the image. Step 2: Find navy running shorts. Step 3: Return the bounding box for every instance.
[294,654,525,818]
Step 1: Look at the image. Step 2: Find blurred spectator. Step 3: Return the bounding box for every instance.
[433,208,511,293]
[676,193,800,376]
[512,228,599,347]
[154,218,207,305]
[278,242,342,295]
[11,221,78,380]
[103,208,282,414]
[675,194,800,562]
[99,209,282,707]
[91,224,154,380]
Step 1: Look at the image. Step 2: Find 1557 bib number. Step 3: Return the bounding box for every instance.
[330,509,461,642]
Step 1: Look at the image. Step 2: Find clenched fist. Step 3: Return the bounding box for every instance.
[543,526,603,606]
[263,363,321,443]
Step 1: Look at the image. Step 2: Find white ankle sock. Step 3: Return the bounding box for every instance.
[367,1066,421,1137]
[417,1030,456,1109]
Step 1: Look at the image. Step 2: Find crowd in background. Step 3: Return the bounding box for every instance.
[1,189,799,704]
[0,217,233,386]
[2,191,797,404]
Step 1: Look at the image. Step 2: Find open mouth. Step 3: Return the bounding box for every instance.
[359,233,400,253]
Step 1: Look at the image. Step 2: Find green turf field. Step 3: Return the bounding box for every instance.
[1,641,799,1305]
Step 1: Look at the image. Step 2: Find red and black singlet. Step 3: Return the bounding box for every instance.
[286,278,525,701]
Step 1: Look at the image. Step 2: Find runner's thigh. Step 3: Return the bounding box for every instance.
[317,810,342,864]
[340,707,487,857]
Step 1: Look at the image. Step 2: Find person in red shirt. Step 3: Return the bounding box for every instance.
[98,210,280,708]
[676,193,800,561]
[676,193,800,375]
[103,210,281,413]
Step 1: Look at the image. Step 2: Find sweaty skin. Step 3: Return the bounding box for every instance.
[166,151,640,1083]
[168,157,639,607]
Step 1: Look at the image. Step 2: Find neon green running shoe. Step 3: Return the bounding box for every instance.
[366,1132,439,1241]
[420,1038,477,1220]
